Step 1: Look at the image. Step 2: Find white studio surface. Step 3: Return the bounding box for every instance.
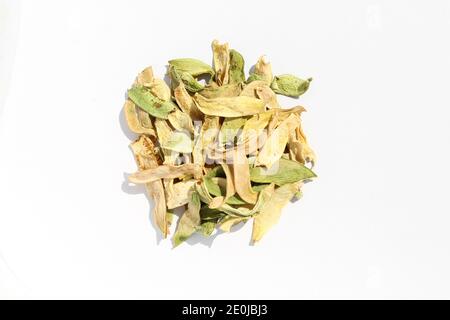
[1,0,450,299]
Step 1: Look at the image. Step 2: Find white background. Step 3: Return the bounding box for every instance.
[1,0,450,299]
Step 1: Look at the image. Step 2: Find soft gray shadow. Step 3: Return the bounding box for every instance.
[248,64,256,75]
[229,221,247,233]
[122,175,164,244]
[185,230,224,248]
[121,173,144,195]
[184,220,248,248]
[163,66,172,87]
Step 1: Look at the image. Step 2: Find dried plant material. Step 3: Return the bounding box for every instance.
[169,66,204,93]
[199,83,242,99]
[162,131,193,153]
[212,40,230,86]
[130,135,160,169]
[149,78,171,101]
[286,118,316,168]
[168,58,214,77]
[200,207,225,224]
[209,177,228,191]
[219,183,275,217]
[130,136,168,237]
[128,164,201,184]
[296,124,317,167]
[203,177,226,198]
[194,94,265,117]
[209,196,225,209]
[229,49,245,84]
[166,211,176,228]
[274,105,307,121]
[198,221,217,236]
[231,148,258,204]
[173,192,201,247]
[135,66,154,87]
[128,86,176,119]
[154,119,172,145]
[247,55,273,84]
[148,180,168,237]
[219,216,250,232]
[256,85,281,109]
[192,116,220,170]
[252,183,300,243]
[255,114,300,168]
[123,99,156,136]
[204,167,241,204]
[220,163,235,202]
[240,80,269,97]
[137,107,155,131]
[219,117,247,146]
[195,180,214,205]
[239,111,272,145]
[204,176,246,206]
[167,108,194,134]
[250,158,316,185]
[154,119,177,164]
[174,82,203,121]
[166,179,196,209]
[123,40,317,245]
[271,75,312,98]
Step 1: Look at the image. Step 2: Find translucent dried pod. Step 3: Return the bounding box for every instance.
[167,108,194,134]
[209,196,226,209]
[228,49,245,84]
[128,86,176,119]
[238,111,272,145]
[168,58,214,77]
[165,179,197,209]
[134,66,154,87]
[255,113,300,168]
[251,182,300,243]
[219,117,247,146]
[296,123,317,167]
[250,158,316,186]
[212,40,230,86]
[148,78,171,101]
[255,85,281,109]
[130,135,168,237]
[154,119,177,164]
[163,131,193,154]
[247,55,273,84]
[173,192,201,247]
[192,116,220,172]
[123,99,156,136]
[174,81,204,121]
[218,183,275,217]
[220,164,236,202]
[169,65,204,93]
[128,163,202,184]
[199,83,243,99]
[231,147,258,204]
[271,75,312,98]
[240,80,269,97]
[194,94,265,117]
